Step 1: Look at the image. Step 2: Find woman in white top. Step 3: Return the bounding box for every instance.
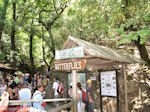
[77,82,84,112]
[0,79,7,96]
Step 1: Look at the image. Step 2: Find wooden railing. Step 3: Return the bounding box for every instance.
[8,98,74,112]
[49,101,74,112]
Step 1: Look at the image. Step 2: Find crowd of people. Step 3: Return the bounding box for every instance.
[68,79,94,112]
[0,72,49,111]
[0,72,94,112]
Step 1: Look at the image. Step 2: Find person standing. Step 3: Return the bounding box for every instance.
[33,84,45,111]
[31,75,37,92]
[14,74,20,85]
[7,82,18,100]
[53,77,59,107]
[19,82,32,106]
[68,83,73,98]
[43,76,48,86]
[86,79,94,112]
[0,79,7,96]
[77,82,84,112]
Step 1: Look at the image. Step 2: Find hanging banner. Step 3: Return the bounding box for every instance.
[55,60,86,71]
[55,46,84,59]
[100,71,117,97]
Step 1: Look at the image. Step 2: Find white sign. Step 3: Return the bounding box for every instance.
[100,71,117,97]
[55,46,84,59]
[90,77,96,81]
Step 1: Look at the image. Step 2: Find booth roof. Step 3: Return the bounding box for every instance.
[64,36,146,64]
[0,63,16,71]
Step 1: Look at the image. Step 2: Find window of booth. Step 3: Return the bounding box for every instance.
[68,73,86,91]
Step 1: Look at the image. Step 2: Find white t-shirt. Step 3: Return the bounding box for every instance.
[53,82,59,96]
[0,85,7,96]
[19,88,31,106]
[77,90,84,112]
[32,90,44,111]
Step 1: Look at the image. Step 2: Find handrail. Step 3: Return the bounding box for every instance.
[9,98,72,106]
[49,101,74,112]
[8,98,74,112]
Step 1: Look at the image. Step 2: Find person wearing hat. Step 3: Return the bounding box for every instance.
[18,82,32,106]
[86,79,94,112]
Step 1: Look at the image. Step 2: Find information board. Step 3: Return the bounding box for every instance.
[55,46,84,59]
[100,71,117,97]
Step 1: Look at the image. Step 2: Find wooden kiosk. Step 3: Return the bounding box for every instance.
[54,36,145,112]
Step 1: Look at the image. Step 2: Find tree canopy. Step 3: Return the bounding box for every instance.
[0,0,149,74]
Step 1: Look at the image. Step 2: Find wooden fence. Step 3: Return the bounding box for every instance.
[8,98,74,112]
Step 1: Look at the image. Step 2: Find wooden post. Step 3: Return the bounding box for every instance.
[99,71,103,112]
[72,70,77,112]
[123,64,128,112]
[71,105,74,112]
[116,70,119,112]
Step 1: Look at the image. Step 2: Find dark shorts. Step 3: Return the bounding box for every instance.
[87,102,94,112]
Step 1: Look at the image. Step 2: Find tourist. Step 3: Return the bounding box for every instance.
[14,74,20,85]
[5,74,10,84]
[17,83,22,91]
[68,83,73,98]
[86,79,94,112]
[43,76,48,86]
[37,78,42,85]
[19,75,24,84]
[27,77,32,90]
[0,79,7,96]
[19,82,32,106]
[33,84,45,111]
[7,81,18,100]
[77,82,84,112]
[53,77,59,107]
[31,74,37,92]
[24,75,27,82]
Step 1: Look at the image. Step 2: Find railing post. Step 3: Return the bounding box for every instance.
[71,105,74,112]
[72,70,77,112]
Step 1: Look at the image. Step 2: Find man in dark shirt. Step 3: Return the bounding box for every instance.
[86,79,94,112]
[31,75,37,92]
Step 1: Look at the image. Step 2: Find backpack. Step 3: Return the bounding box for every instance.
[81,90,86,103]
[57,82,64,95]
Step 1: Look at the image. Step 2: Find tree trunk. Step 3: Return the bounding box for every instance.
[125,0,128,7]
[48,28,55,56]
[0,0,9,41]
[11,1,17,67]
[42,43,48,66]
[29,20,34,76]
[134,37,150,66]
[47,29,55,72]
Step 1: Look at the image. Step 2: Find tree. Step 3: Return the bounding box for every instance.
[29,20,35,75]
[38,0,68,70]
[0,0,9,41]
[11,0,17,67]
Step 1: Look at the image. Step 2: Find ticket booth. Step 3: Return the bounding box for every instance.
[54,36,145,112]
